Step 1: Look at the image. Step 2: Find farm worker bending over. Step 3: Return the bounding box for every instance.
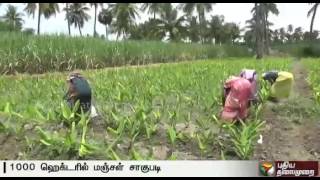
[220,76,252,123]
[262,71,294,101]
[239,69,259,105]
[64,71,92,115]
[262,70,278,85]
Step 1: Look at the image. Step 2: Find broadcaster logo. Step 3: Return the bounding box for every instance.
[259,162,275,176]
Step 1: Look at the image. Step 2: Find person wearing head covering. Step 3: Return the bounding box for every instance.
[64,71,92,114]
[262,70,279,85]
[262,71,294,101]
[220,76,252,123]
[239,69,259,105]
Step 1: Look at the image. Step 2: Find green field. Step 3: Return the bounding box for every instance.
[304,58,320,105]
[0,32,252,75]
[0,58,291,160]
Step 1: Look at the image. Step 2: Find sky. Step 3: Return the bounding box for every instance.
[0,3,318,40]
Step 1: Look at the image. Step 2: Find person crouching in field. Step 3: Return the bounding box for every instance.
[262,70,294,102]
[64,71,92,115]
[220,76,252,123]
[239,69,259,106]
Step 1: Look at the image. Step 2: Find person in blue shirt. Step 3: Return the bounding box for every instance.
[64,71,92,115]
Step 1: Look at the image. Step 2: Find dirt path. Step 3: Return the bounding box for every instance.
[253,60,320,161]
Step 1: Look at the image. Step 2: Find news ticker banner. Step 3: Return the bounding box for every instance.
[0,160,318,177]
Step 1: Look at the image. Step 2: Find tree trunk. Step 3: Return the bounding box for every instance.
[310,5,318,40]
[37,5,41,35]
[198,12,202,44]
[255,3,263,59]
[66,3,71,35]
[105,25,108,40]
[94,4,97,37]
[123,32,127,41]
[116,33,119,41]
[261,4,267,55]
[265,12,270,55]
[78,26,82,36]
[154,12,156,20]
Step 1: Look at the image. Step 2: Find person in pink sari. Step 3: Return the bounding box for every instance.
[220,76,252,123]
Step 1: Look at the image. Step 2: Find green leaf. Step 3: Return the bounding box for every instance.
[168,154,177,160]
[40,139,52,146]
[110,148,121,160]
[220,150,226,160]
[4,102,11,114]
[107,127,119,136]
[0,122,6,133]
[196,134,205,150]
[117,119,127,135]
[69,122,77,144]
[61,103,70,120]
[79,144,90,157]
[36,127,51,142]
[35,107,45,120]
[111,111,120,122]
[131,148,143,160]
[167,126,177,145]
[12,112,23,119]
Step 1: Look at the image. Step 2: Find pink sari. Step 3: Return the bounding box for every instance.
[221,76,252,122]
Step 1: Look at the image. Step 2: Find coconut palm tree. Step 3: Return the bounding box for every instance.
[98,8,113,40]
[308,3,319,40]
[90,3,103,37]
[251,3,278,54]
[286,24,293,42]
[109,3,139,41]
[2,5,24,31]
[178,3,214,43]
[154,4,186,42]
[262,3,279,54]
[293,27,303,42]
[207,15,224,44]
[24,3,60,35]
[186,16,200,43]
[287,24,293,34]
[272,29,279,43]
[279,27,286,43]
[68,3,90,36]
[250,3,264,59]
[141,3,164,20]
[63,3,71,35]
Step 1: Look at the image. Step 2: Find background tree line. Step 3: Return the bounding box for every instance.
[0,3,319,58]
